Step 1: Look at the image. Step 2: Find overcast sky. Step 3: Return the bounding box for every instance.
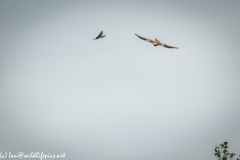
[0,0,240,160]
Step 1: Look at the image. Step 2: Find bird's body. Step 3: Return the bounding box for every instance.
[135,34,178,49]
[93,31,106,40]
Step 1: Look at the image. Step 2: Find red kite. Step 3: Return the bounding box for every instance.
[93,31,106,40]
[135,34,178,49]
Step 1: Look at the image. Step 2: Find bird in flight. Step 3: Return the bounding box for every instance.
[93,31,106,40]
[135,34,178,49]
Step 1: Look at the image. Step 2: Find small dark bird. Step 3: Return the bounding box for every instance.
[93,31,106,40]
[135,34,178,49]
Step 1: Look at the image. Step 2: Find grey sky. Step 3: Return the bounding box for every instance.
[0,0,240,160]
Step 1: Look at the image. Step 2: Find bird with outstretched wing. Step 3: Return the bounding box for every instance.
[135,34,178,49]
[93,31,106,40]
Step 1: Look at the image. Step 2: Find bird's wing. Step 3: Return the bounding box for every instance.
[155,38,179,49]
[163,44,179,49]
[95,31,103,39]
[135,34,154,43]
